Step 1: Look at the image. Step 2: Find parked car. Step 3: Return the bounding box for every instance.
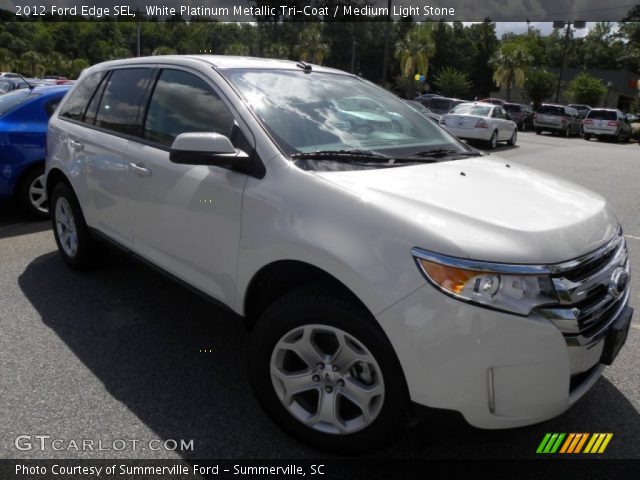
[47,56,632,453]
[583,108,632,143]
[440,102,517,149]
[568,104,592,119]
[479,98,505,105]
[534,104,582,136]
[0,85,70,217]
[427,96,465,115]
[503,103,534,131]
[403,99,441,122]
[0,77,30,94]
[0,72,22,78]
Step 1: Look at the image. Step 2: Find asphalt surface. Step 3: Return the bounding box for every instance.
[0,131,639,460]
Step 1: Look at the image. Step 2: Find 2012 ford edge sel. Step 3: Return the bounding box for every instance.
[46,56,632,453]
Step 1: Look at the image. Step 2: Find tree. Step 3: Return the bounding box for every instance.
[0,47,14,71]
[523,69,557,109]
[295,24,329,65]
[433,67,472,98]
[224,43,250,56]
[18,51,44,77]
[491,40,533,101]
[152,46,177,55]
[565,72,607,106]
[395,24,435,97]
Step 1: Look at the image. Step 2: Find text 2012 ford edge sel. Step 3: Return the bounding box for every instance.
[46,56,632,452]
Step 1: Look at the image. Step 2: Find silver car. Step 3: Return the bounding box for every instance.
[583,108,632,143]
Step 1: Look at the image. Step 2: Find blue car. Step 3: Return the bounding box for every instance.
[0,85,70,218]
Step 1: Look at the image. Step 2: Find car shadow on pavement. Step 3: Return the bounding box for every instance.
[17,251,640,459]
[0,201,50,240]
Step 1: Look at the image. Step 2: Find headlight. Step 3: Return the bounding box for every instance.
[412,248,558,315]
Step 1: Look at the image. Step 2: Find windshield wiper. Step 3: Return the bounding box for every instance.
[290,149,391,162]
[407,148,482,159]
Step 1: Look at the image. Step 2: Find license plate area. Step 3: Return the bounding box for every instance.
[600,307,633,365]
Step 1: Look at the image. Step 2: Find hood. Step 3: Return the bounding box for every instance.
[315,157,619,264]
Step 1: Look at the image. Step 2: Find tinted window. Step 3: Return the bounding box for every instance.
[537,105,565,115]
[59,71,105,121]
[451,104,491,116]
[143,69,234,147]
[587,110,617,120]
[0,89,39,116]
[83,74,109,125]
[45,98,62,117]
[503,104,521,112]
[95,68,153,136]
[429,98,453,110]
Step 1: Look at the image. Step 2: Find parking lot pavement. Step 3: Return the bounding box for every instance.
[1,132,638,460]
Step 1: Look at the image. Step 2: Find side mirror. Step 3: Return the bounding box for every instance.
[169,132,265,178]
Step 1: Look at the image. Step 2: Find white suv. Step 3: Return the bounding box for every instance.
[46,56,632,452]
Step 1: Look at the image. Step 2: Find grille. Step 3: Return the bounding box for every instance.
[537,232,629,338]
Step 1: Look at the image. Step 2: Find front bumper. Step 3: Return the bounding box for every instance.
[376,282,632,429]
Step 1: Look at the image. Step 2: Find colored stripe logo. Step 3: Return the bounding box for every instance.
[536,433,613,454]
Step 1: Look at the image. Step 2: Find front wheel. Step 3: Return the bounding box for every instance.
[507,129,517,146]
[584,134,591,141]
[248,289,408,453]
[50,182,101,270]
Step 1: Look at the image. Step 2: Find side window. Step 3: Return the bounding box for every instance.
[143,69,234,147]
[59,71,105,121]
[95,68,154,136]
[44,98,62,118]
[83,73,109,125]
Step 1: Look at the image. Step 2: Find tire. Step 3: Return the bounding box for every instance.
[248,287,408,453]
[507,129,517,146]
[563,127,570,138]
[18,166,48,219]
[584,134,591,141]
[616,132,623,143]
[535,129,541,135]
[487,130,498,149]
[50,181,100,270]
[519,121,526,132]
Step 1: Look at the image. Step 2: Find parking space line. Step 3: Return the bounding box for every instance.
[624,234,640,241]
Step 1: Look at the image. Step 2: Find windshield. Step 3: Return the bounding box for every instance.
[0,89,38,116]
[224,69,466,166]
[450,104,492,116]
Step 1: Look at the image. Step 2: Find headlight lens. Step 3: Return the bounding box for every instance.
[414,254,558,315]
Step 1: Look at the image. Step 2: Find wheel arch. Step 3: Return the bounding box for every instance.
[14,160,45,199]
[243,259,373,332]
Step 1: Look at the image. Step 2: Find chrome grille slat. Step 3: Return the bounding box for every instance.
[536,231,629,337]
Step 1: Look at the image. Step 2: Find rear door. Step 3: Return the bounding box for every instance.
[125,67,250,304]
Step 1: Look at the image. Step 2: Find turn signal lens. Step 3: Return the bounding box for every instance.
[418,259,480,294]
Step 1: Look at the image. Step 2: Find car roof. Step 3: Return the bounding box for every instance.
[456,102,495,107]
[589,108,617,111]
[85,55,348,75]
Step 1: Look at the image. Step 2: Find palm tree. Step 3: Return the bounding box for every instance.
[45,52,68,76]
[491,41,533,101]
[395,25,435,97]
[433,67,472,98]
[295,24,329,65]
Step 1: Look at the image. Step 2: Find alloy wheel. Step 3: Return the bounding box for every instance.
[55,197,78,257]
[270,324,385,435]
[28,174,48,214]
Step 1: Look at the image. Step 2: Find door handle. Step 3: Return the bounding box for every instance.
[130,162,152,177]
[69,139,83,150]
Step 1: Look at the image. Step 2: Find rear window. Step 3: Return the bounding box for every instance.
[450,104,491,116]
[587,110,617,120]
[537,105,565,115]
[429,98,453,110]
[503,104,521,112]
[0,89,38,116]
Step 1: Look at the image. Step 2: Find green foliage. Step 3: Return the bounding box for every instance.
[523,69,557,108]
[433,67,472,98]
[491,40,533,101]
[395,24,435,96]
[565,72,607,106]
